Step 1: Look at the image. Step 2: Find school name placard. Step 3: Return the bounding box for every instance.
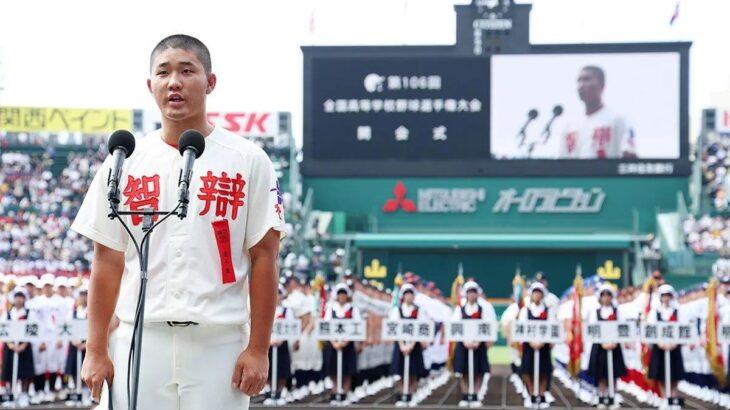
[381,319,435,342]
[639,322,696,344]
[583,321,638,344]
[511,320,564,344]
[315,319,367,341]
[445,320,498,342]
[0,320,87,342]
[271,319,302,341]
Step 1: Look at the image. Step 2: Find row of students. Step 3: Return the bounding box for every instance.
[266,279,497,407]
[0,284,89,407]
[266,275,693,410]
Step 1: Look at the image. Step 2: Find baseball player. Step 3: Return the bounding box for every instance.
[30,273,64,404]
[71,34,284,409]
[558,65,637,159]
[54,276,74,393]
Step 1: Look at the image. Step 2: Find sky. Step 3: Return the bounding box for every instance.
[0,0,727,143]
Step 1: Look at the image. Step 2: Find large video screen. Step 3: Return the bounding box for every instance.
[490,52,680,160]
[308,56,490,161]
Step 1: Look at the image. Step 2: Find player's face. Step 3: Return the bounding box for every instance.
[531,290,543,304]
[599,292,612,306]
[79,293,88,306]
[43,285,53,297]
[13,296,24,309]
[466,290,478,304]
[402,291,414,305]
[337,291,348,304]
[577,69,603,104]
[660,293,672,306]
[148,48,216,123]
[57,286,68,297]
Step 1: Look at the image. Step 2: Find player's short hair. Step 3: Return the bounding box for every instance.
[581,65,605,87]
[150,34,212,75]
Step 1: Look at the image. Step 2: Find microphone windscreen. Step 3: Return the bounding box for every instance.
[553,105,564,116]
[178,129,206,158]
[107,130,136,158]
[528,109,539,120]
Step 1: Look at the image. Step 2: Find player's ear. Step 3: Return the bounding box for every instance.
[206,73,217,95]
[147,78,152,94]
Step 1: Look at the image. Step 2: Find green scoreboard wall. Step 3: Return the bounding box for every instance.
[305,176,687,296]
[306,177,687,234]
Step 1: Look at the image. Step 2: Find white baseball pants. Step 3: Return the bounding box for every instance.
[102,321,250,410]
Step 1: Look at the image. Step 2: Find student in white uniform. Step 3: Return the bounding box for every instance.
[70,34,285,409]
[501,282,525,394]
[54,276,74,393]
[558,65,636,159]
[2,289,35,407]
[518,282,555,409]
[284,275,316,400]
[293,279,323,395]
[321,283,361,405]
[65,286,91,406]
[646,284,685,408]
[451,281,496,408]
[31,273,62,404]
[389,283,429,406]
[264,285,295,406]
[586,284,626,408]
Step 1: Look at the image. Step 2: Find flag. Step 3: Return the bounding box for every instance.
[450,263,465,307]
[705,278,727,387]
[639,276,661,393]
[391,270,404,309]
[513,268,525,309]
[669,1,680,25]
[512,269,526,359]
[311,273,327,319]
[447,264,466,371]
[567,266,583,377]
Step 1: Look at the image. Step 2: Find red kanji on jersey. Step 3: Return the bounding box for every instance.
[198,171,246,220]
[566,132,578,153]
[592,127,612,159]
[123,174,161,226]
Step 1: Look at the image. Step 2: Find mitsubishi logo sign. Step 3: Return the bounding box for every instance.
[382,182,605,215]
[383,181,417,213]
[383,181,485,214]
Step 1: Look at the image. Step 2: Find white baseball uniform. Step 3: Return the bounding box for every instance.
[71,126,285,409]
[500,302,521,367]
[558,106,636,159]
[31,294,65,375]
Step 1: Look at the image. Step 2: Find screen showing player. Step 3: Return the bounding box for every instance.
[490,52,680,160]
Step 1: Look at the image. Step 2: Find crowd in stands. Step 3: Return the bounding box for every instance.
[701,132,730,211]
[683,214,730,254]
[0,145,106,278]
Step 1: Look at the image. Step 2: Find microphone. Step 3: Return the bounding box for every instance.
[106,130,136,217]
[177,129,206,219]
[517,109,538,147]
[541,105,564,143]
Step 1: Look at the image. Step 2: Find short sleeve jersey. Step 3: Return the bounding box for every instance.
[71,126,286,325]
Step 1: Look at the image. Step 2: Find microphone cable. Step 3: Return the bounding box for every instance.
[108,201,182,408]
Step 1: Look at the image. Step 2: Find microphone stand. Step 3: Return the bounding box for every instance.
[108,204,182,410]
[540,116,558,144]
[516,119,532,148]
